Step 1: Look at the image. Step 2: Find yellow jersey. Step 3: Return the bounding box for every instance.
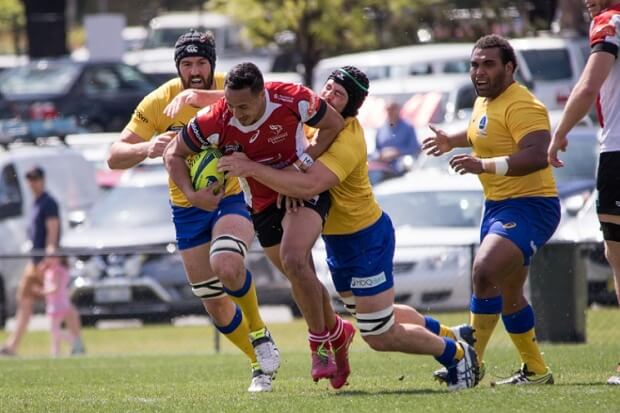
[467,82,557,201]
[318,117,382,235]
[124,73,240,207]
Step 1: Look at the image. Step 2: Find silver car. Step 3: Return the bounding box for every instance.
[315,171,483,312]
[62,166,298,325]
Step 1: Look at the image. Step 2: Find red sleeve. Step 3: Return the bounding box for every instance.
[590,11,620,57]
[181,98,227,152]
[269,82,327,126]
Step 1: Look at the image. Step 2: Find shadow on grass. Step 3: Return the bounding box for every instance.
[332,388,450,396]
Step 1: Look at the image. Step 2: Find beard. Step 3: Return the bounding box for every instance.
[181,72,213,90]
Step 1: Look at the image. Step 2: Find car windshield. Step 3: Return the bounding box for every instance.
[87,184,170,228]
[552,133,598,184]
[519,48,572,81]
[376,189,483,228]
[0,60,81,95]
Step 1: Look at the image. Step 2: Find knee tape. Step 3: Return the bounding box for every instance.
[356,305,395,337]
[191,277,226,300]
[601,221,620,242]
[340,295,356,315]
[210,234,248,258]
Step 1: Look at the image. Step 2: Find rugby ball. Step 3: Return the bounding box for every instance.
[188,147,225,190]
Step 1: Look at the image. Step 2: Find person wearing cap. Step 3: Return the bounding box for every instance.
[215,65,480,391]
[1,166,85,356]
[107,30,279,393]
[165,62,347,386]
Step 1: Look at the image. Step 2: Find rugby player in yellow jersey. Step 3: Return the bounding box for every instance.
[107,30,279,392]
[218,66,481,391]
[423,34,560,385]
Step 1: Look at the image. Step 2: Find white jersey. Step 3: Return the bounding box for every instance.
[590,4,620,152]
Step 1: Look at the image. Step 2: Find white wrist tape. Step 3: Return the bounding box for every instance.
[487,156,509,176]
[298,153,314,171]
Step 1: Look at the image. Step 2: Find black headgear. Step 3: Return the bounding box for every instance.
[327,66,369,118]
[174,30,217,72]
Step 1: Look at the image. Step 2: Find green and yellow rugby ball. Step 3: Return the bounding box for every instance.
[188,147,226,190]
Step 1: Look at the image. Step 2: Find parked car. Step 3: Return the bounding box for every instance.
[64,132,124,191]
[0,142,99,327]
[315,172,483,312]
[511,35,589,110]
[415,111,600,209]
[62,165,298,325]
[124,12,277,81]
[313,42,534,93]
[0,58,157,134]
[553,190,616,305]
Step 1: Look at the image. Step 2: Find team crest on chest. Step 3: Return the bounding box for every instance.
[477,114,488,137]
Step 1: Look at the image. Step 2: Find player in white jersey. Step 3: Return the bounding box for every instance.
[548,0,620,385]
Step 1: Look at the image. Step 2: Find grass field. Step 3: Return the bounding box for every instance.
[1,309,618,413]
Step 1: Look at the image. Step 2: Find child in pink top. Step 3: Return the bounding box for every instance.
[42,258,83,357]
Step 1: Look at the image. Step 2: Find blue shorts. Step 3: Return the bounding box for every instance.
[322,212,395,297]
[481,197,560,266]
[171,193,251,250]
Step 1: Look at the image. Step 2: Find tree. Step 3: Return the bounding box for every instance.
[211,0,434,86]
[0,0,24,54]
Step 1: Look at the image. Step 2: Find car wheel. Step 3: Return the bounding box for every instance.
[289,301,303,318]
[85,121,105,133]
[80,315,99,327]
[141,314,174,325]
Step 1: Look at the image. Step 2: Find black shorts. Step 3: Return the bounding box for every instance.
[596,151,620,215]
[251,191,331,248]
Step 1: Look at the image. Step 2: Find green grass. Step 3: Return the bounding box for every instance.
[0,309,618,412]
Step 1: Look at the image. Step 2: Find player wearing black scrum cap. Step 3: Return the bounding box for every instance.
[107,30,280,393]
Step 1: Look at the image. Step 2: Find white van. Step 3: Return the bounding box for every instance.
[312,42,535,93]
[312,43,474,91]
[511,36,589,110]
[124,12,275,78]
[0,143,98,326]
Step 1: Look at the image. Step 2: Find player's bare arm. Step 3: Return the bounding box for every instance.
[549,51,615,167]
[108,129,176,169]
[163,89,225,118]
[163,134,223,211]
[219,152,339,199]
[421,124,470,156]
[303,103,345,161]
[450,130,550,176]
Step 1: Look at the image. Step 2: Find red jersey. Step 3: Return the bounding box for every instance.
[590,3,620,152]
[182,81,327,212]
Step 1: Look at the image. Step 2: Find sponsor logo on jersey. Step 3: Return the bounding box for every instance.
[134,110,149,124]
[248,129,260,143]
[273,93,294,103]
[351,273,387,289]
[222,142,243,155]
[267,124,287,144]
[190,120,207,146]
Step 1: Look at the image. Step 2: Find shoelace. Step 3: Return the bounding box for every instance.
[315,342,330,363]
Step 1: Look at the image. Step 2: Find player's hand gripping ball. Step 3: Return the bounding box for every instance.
[188,147,226,191]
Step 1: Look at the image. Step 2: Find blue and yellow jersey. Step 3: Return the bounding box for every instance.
[124,73,240,207]
[467,82,557,201]
[317,117,382,235]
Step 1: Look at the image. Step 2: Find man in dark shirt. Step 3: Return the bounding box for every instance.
[1,166,84,356]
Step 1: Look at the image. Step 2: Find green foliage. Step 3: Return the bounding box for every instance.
[0,0,23,25]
